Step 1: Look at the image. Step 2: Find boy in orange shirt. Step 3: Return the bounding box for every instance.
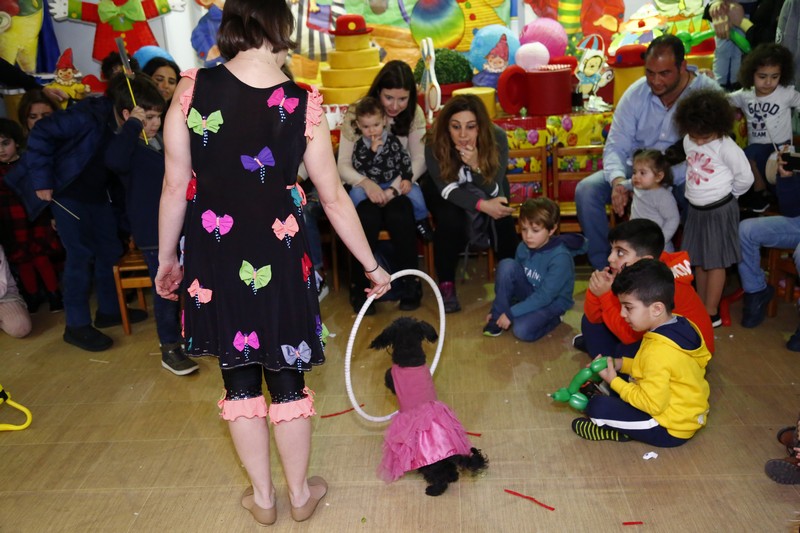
[575,219,715,358]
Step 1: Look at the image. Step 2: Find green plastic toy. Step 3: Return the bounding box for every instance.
[675,29,751,56]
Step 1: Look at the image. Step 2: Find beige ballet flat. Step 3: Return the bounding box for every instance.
[241,486,277,526]
[290,476,328,522]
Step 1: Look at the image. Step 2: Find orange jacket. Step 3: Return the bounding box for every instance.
[584,250,715,354]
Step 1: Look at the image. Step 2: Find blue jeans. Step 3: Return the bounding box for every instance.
[141,249,181,345]
[51,197,122,328]
[713,37,743,89]
[349,181,429,221]
[490,258,563,342]
[738,215,800,293]
[575,170,686,269]
[585,395,689,447]
[580,314,641,359]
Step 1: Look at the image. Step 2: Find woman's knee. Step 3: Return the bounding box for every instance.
[265,370,316,424]
[219,365,268,421]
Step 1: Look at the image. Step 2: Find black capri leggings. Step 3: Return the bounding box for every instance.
[222,365,307,404]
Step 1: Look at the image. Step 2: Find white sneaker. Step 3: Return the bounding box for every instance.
[318,283,329,302]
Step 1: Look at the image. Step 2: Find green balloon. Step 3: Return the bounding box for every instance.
[569,393,589,411]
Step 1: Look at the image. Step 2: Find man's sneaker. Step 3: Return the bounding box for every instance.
[416,219,434,243]
[161,343,199,376]
[483,320,503,337]
[438,281,461,313]
[764,457,800,484]
[63,325,113,352]
[572,333,588,353]
[742,191,772,213]
[787,326,800,352]
[710,313,722,328]
[571,417,631,442]
[95,308,148,328]
[741,285,775,328]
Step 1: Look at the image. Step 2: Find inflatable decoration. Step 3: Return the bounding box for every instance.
[519,18,567,59]
[497,63,572,116]
[469,25,519,89]
[515,42,549,72]
[132,45,175,70]
[675,29,750,55]
[409,0,465,50]
[551,356,611,412]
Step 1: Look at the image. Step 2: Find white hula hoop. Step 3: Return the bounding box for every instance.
[344,268,445,423]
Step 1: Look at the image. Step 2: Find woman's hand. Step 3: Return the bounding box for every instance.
[155,258,184,301]
[364,265,391,299]
[479,196,514,220]
[397,179,412,195]
[457,143,479,171]
[361,179,388,206]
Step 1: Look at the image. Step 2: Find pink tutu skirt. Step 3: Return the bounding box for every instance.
[378,400,473,482]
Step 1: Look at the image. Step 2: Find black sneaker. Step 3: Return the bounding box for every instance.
[48,290,64,313]
[571,417,631,442]
[710,313,722,328]
[483,320,503,337]
[95,308,148,328]
[416,219,434,243]
[63,325,113,352]
[787,326,800,352]
[398,279,422,311]
[22,292,42,313]
[161,343,199,376]
[743,192,772,213]
[741,285,775,328]
[572,333,588,353]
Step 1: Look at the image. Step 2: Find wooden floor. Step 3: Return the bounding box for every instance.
[2,260,800,532]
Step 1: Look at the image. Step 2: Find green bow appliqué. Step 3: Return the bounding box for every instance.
[97,0,146,31]
[239,260,272,294]
[187,108,223,146]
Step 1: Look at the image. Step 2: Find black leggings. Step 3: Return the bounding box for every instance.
[221,365,306,404]
[349,195,418,292]
[420,175,518,282]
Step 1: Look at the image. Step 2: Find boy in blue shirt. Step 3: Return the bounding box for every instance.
[104,74,198,376]
[483,197,586,341]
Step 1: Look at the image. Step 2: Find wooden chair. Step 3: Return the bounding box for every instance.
[112,240,151,335]
[767,247,798,317]
[552,145,615,233]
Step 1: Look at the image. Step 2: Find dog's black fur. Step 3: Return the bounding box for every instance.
[370,317,488,496]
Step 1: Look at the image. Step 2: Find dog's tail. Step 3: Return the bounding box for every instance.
[454,447,488,474]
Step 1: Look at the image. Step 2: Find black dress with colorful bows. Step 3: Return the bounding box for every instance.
[181,65,325,372]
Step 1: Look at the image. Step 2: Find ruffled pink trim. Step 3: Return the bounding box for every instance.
[179,68,199,120]
[304,87,323,141]
[218,393,268,421]
[269,387,316,424]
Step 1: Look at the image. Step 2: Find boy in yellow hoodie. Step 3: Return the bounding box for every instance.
[571,259,711,447]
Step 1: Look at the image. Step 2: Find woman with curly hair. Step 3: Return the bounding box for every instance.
[421,94,517,312]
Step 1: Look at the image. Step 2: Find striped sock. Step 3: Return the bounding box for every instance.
[571,418,631,442]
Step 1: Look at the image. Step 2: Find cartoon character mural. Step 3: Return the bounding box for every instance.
[574,35,613,99]
[191,0,224,67]
[0,0,44,72]
[289,0,344,78]
[47,0,186,63]
[473,34,508,88]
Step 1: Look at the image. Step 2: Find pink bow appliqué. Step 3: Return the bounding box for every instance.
[187,279,213,306]
[272,214,299,247]
[281,341,312,366]
[267,87,299,122]
[233,331,260,352]
[201,209,234,242]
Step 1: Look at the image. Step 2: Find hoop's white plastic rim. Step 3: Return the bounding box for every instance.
[344,269,445,422]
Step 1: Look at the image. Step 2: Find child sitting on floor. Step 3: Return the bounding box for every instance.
[571,259,711,447]
[483,197,586,341]
[576,219,715,358]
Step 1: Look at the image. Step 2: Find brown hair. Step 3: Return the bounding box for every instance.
[351,96,385,135]
[427,94,498,185]
[519,197,560,230]
[366,60,417,138]
[18,88,59,135]
[217,0,296,61]
[632,149,674,187]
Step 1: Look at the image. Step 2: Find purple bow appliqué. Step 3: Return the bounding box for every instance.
[281,341,312,369]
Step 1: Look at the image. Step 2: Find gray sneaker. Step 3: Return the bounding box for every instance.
[161,343,199,376]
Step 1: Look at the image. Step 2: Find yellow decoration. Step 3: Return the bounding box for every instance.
[321,65,382,89]
[452,87,496,118]
[319,85,371,105]
[328,48,380,70]
[334,34,371,52]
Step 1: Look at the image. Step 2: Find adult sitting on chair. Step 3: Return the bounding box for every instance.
[575,34,720,269]
[738,150,800,350]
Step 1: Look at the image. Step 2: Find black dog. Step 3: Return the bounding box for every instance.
[370,317,487,496]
